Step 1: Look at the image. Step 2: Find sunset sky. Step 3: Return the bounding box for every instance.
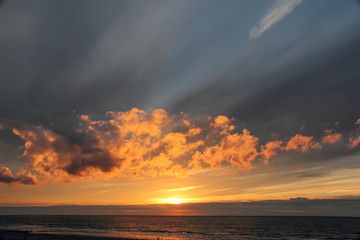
[1,0,360,215]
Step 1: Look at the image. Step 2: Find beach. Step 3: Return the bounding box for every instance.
[0,230,137,240]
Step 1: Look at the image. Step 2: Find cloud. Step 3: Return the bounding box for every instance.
[348,136,360,149]
[5,109,263,184]
[190,129,258,171]
[286,134,321,152]
[348,118,360,149]
[355,118,360,126]
[0,167,36,185]
[158,186,196,193]
[249,0,302,40]
[2,109,359,185]
[260,140,283,166]
[296,172,328,179]
[321,130,342,144]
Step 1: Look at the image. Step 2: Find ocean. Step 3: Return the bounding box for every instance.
[0,215,360,239]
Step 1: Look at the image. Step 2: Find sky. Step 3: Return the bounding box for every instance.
[0,0,360,216]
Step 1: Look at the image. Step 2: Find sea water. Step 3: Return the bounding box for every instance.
[0,215,359,239]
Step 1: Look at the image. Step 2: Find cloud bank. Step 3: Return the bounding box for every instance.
[1,198,359,217]
[249,0,302,40]
[0,109,357,185]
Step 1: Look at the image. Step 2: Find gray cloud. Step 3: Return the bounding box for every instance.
[0,167,35,185]
[296,172,328,179]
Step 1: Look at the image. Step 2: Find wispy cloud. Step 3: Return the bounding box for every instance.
[249,0,302,40]
[158,186,197,193]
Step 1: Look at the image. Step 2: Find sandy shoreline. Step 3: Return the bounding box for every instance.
[0,230,140,240]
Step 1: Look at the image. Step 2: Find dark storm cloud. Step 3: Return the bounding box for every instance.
[7,121,123,179]
[64,148,118,176]
[0,167,35,185]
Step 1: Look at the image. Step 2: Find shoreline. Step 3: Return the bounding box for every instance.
[0,230,140,240]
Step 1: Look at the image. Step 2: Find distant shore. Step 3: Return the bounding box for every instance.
[0,230,139,240]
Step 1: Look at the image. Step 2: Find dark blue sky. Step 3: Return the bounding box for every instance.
[0,0,359,124]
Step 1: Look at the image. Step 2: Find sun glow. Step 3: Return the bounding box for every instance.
[160,198,184,204]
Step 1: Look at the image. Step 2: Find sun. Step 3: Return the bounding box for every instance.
[160,198,184,204]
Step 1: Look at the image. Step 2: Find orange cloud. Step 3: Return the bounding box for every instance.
[6,109,263,184]
[211,115,235,134]
[286,134,322,152]
[347,118,360,149]
[355,118,360,126]
[348,136,360,149]
[260,140,283,166]
[321,130,342,144]
[3,110,359,186]
[190,129,258,171]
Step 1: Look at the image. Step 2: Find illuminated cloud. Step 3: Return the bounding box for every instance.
[286,134,321,152]
[321,130,342,144]
[356,118,360,126]
[190,129,258,171]
[2,110,360,186]
[348,118,360,149]
[249,0,302,40]
[348,136,360,149]
[260,140,283,166]
[158,186,196,193]
[6,109,262,184]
